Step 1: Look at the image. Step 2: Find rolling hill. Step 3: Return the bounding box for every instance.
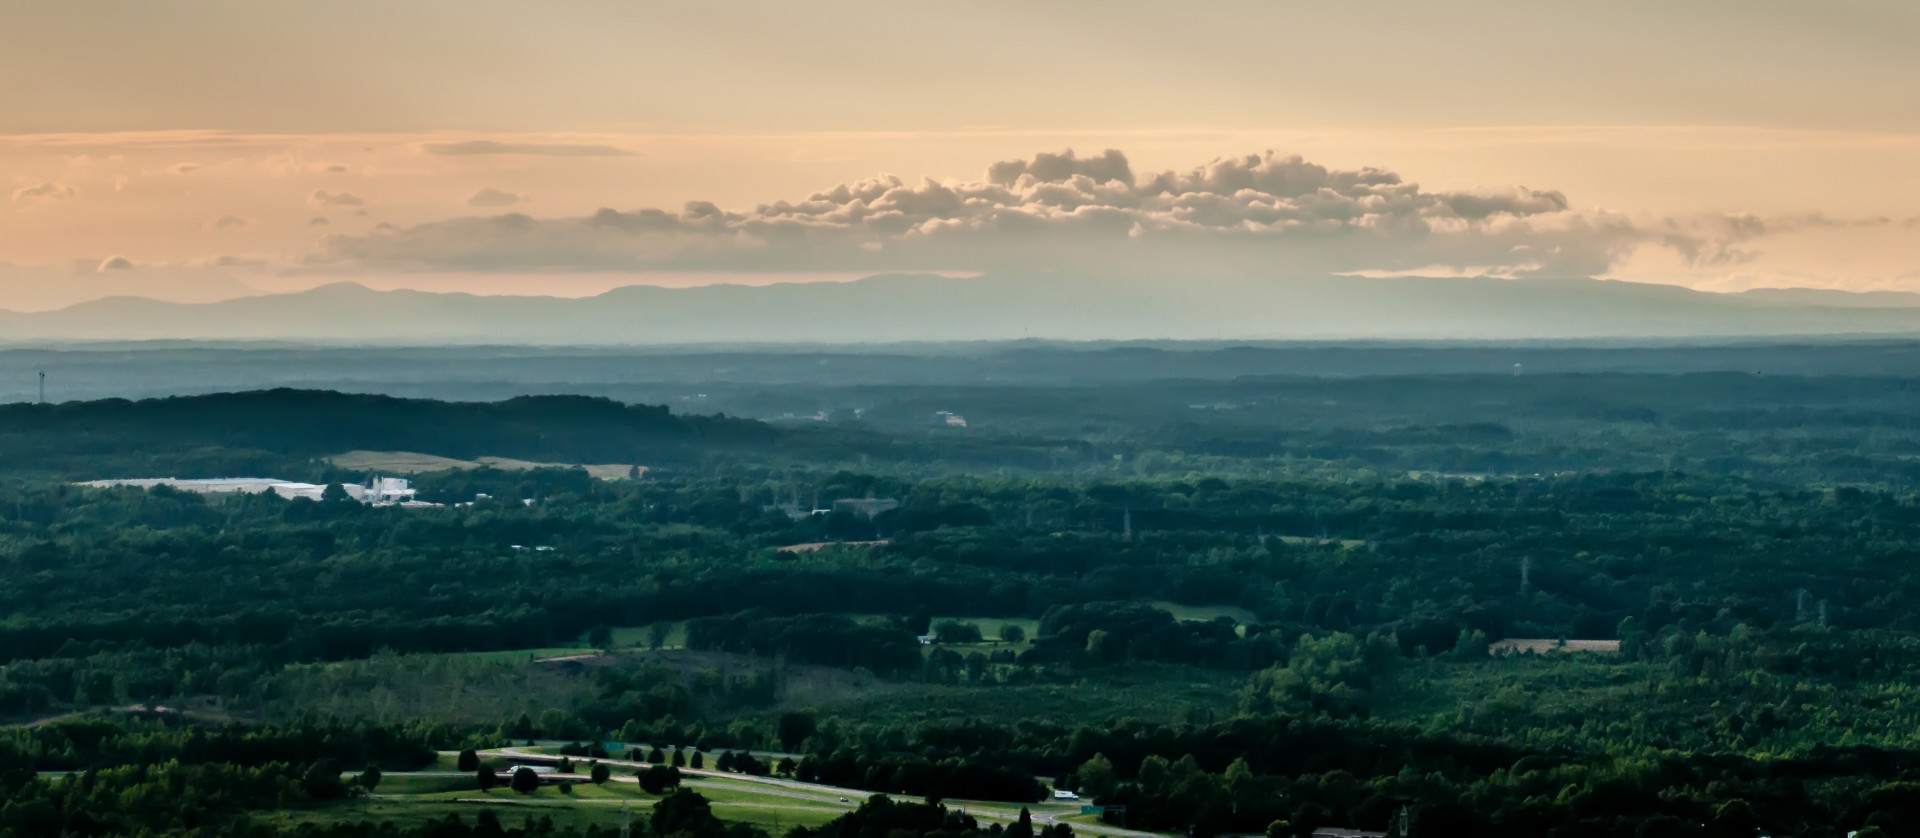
[6,273,1920,343]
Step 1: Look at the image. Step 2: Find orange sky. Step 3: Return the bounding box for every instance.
[2,1,1916,311]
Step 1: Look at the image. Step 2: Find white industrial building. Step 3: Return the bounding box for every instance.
[81,476,432,506]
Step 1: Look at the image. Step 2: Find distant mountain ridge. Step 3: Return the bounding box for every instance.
[6,273,1920,343]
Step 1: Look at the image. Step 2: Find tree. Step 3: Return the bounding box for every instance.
[672,748,687,767]
[321,483,352,503]
[556,756,574,774]
[715,751,736,772]
[648,746,666,764]
[357,764,383,795]
[652,789,721,837]
[776,756,797,776]
[590,762,611,785]
[1448,628,1490,660]
[640,764,684,794]
[690,751,705,770]
[1000,624,1027,645]
[1084,629,1114,659]
[1075,753,1117,800]
[475,810,506,838]
[932,621,984,644]
[457,749,480,772]
[477,765,499,791]
[1008,806,1035,838]
[303,760,347,801]
[648,622,672,650]
[777,710,818,751]
[1136,755,1171,796]
[588,624,614,650]
[510,767,541,795]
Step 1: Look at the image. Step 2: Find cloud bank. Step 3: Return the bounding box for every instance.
[309,149,1772,279]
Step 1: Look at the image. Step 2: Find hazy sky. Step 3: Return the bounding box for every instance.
[2,1,1915,310]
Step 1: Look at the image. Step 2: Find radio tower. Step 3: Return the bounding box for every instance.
[37,371,45,404]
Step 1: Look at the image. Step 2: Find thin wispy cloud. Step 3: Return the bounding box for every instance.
[466,187,528,207]
[307,190,366,208]
[419,140,635,157]
[12,181,77,203]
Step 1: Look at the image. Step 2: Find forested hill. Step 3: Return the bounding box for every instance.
[0,389,794,476]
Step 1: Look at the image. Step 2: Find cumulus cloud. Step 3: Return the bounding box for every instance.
[169,162,202,174]
[12,181,77,203]
[97,255,134,271]
[467,187,529,207]
[308,190,365,208]
[309,216,330,227]
[987,148,1133,187]
[322,163,349,174]
[418,140,635,157]
[307,149,1777,279]
[207,215,254,231]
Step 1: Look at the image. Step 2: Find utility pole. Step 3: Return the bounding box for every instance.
[37,371,45,404]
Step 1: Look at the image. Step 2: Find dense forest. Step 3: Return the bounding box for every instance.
[6,347,1920,836]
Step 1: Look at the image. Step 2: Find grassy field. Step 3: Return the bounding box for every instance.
[326,450,643,481]
[280,772,849,834]
[609,622,689,649]
[804,663,1244,728]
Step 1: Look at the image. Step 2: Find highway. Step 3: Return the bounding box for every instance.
[488,747,1165,838]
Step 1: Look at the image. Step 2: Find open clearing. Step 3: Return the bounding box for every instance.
[326,450,644,481]
[610,601,1257,657]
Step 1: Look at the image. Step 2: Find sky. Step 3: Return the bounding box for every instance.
[1,0,1916,311]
